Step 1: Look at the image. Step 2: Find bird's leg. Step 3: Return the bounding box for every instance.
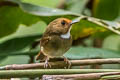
[44,57,51,68]
[63,56,71,69]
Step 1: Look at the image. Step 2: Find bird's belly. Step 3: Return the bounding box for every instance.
[44,48,66,58]
[43,36,72,58]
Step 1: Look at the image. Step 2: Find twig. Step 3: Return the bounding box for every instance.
[42,72,120,80]
[0,69,120,78]
[0,58,120,70]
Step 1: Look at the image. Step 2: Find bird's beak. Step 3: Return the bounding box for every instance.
[70,20,79,25]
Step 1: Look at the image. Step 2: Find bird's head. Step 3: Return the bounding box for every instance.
[46,18,77,35]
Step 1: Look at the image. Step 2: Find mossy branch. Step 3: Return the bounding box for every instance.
[43,72,120,80]
[0,69,120,78]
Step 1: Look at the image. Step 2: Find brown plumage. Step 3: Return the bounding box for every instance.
[36,18,76,68]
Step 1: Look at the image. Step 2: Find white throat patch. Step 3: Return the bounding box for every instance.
[60,26,72,39]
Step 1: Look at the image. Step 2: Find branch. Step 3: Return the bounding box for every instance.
[101,75,120,80]
[0,58,120,70]
[42,72,120,80]
[0,69,120,78]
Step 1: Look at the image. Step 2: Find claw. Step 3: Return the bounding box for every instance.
[63,56,71,69]
[44,57,51,68]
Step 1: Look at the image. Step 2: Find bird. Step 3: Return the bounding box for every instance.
[36,18,77,68]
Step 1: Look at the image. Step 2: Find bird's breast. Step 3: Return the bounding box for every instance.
[42,35,72,58]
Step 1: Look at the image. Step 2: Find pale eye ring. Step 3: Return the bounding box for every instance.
[61,20,66,25]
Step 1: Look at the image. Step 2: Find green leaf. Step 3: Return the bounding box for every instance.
[22,0,61,8]
[103,34,120,51]
[7,0,79,24]
[67,0,89,14]
[0,6,40,38]
[71,19,107,39]
[0,55,30,66]
[71,16,120,39]
[0,21,46,56]
[18,2,79,17]
[65,46,120,59]
[0,57,6,63]
[93,0,120,20]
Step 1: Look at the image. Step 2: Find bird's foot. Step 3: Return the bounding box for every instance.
[44,57,51,68]
[63,56,71,69]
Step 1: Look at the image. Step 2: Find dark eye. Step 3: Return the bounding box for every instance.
[61,20,66,25]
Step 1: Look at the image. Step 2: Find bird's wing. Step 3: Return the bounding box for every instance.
[40,36,51,46]
[36,36,51,60]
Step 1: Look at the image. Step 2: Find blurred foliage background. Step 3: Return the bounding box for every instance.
[0,0,120,70]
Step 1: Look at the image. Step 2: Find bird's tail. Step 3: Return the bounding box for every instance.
[36,51,46,61]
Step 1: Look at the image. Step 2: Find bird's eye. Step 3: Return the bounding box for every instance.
[61,20,66,25]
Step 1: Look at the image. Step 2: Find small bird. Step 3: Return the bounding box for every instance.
[36,18,77,68]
